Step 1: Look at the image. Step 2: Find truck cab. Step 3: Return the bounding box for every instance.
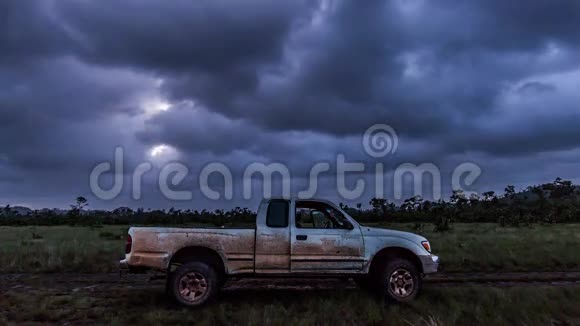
[254,198,365,273]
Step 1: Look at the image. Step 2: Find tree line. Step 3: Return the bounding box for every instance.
[1,178,579,229]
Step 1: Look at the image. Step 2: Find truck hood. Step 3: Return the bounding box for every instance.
[360,226,427,244]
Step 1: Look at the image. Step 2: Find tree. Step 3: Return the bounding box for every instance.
[504,185,516,200]
[468,194,480,212]
[482,191,496,202]
[70,196,88,216]
[369,197,386,210]
[1,204,14,217]
[369,197,390,220]
[402,195,423,212]
[450,190,467,207]
[550,178,575,199]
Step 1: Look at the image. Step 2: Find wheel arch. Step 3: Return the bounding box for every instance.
[368,246,423,277]
[168,246,226,278]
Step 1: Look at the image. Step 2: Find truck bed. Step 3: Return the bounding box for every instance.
[126,227,256,274]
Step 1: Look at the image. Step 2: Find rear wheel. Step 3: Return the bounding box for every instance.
[379,258,421,303]
[168,261,219,307]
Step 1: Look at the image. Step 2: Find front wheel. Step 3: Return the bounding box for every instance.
[379,258,421,303]
[168,262,219,307]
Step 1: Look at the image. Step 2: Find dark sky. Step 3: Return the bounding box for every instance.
[1,0,580,210]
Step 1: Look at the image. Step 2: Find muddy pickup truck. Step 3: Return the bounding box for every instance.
[120,198,439,306]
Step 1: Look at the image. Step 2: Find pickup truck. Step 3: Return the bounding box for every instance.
[120,198,439,306]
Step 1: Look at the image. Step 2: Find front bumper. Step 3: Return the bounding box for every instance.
[419,254,440,274]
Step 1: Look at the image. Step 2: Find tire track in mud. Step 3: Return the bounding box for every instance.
[1,272,580,294]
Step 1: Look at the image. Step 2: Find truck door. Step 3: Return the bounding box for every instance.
[254,199,292,273]
[290,200,365,272]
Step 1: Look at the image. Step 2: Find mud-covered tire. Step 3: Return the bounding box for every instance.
[379,258,421,303]
[168,262,219,307]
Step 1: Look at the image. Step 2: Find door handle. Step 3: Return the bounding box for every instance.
[296,235,307,241]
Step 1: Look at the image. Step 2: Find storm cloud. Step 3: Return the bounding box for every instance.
[1,0,579,209]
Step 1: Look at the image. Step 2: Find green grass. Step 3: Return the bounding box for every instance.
[0,225,127,273]
[1,285,580,325]
[1,223,579,273]
[381,223,580,272]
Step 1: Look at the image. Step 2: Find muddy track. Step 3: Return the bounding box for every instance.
[1,272,580,294]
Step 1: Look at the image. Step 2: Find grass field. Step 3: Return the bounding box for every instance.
[1,224,580,325]
[384,223,580,272]
[1,282,580,325]
[1,223,579,273]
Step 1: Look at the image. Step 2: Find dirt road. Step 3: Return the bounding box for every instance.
[2,272,580,324]
[2,271,580,294]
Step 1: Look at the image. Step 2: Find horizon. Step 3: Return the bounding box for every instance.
[3,176,579,212]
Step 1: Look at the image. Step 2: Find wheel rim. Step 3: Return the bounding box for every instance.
[388,268,414,298]
[178,272,208,303]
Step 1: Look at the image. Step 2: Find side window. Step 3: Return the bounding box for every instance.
[311,210,333,228]
[295,201,351,229]
[266,200,289,228]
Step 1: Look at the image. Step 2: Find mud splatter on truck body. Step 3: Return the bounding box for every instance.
[120,198,440,306]
[121,198,439,276]
[127,227,256,273]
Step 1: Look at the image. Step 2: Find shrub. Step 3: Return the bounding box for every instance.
[433,216,452,232]
[98,231,122,240]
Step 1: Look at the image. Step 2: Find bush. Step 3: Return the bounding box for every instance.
[433,216,452,232]
[98,231,122,240]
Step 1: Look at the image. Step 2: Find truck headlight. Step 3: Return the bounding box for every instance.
[421,241,431,252]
